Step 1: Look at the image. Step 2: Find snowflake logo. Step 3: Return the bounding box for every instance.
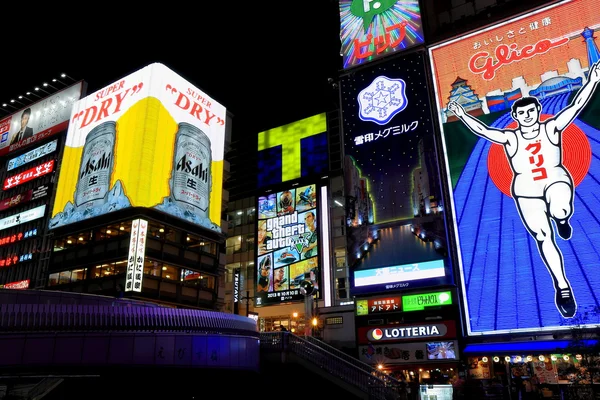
[357,76,408,125]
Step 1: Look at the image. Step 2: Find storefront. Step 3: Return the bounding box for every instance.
[463,340,600,399]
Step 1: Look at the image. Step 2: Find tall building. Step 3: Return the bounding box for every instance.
[223,109,349,333]
[0,63,233,311]
[0,82,85,290]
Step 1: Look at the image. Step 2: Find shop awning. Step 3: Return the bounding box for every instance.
[463,340,599,354]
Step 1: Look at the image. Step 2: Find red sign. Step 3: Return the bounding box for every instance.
[0,253,33,268]
[367,296,401,313]
[1,279,30,289]
[3,160,54,190]
[0,191,33,211]
[0,228,38,247]
[357,320,456,344]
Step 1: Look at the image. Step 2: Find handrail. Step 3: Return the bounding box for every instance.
[302,335,404,386]
[260,332,403,400]
[0,304,258,336]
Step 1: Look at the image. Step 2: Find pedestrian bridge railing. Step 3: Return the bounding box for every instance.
[260,332,405,400]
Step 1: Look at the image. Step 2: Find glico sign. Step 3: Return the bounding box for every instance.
[429,0,600,335]
[51,63,227,233]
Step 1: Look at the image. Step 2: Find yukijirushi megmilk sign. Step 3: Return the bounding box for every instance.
[51,63,227,232]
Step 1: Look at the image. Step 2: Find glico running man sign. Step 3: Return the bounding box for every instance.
[429,0,600,335]
[50,63,227,233]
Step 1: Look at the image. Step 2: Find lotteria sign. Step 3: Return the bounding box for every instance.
[368,324,446,342]
[358,321,456,344]
[402,291,453,312]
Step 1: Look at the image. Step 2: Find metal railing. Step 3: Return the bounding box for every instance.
[260,332,404,400]
[0,303,258,336]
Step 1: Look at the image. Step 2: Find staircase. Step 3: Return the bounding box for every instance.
[260,332,405,400]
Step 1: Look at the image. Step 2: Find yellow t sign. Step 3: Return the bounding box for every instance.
[257,113,327,182]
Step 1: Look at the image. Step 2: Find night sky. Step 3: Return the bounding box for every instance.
[340,51,438,222]
[0,2,343,142]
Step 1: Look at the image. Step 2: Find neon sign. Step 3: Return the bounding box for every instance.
[0,228,38,247]
[0,252,33,268]
[3,160,55,190]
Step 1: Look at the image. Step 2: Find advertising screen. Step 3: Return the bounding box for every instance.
[255,183,319,307]
[339,0,424,69]
[428,0,600,334]
[340,51,451,296]
[426,341,458,360]
[257,113,328,188]
[50,63,227,233]
[7,139,57,171]
[0,83,83,156]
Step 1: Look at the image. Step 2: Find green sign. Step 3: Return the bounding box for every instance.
[356,299,369,316]
[402,291,452,312]
[350,0,396,31]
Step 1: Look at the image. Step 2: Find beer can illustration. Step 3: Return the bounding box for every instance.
[74,121,116,209]
[170,122,212,219]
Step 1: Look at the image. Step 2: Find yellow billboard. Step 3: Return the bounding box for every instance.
[50,63,227,233]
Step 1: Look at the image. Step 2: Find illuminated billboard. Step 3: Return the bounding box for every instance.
[0,83,83,156]
[340,51,452,295]
[255,183,319,306]
[339,0,424,69]
[7,139,57,171]
[428,0,600,334]
[50,63,227,232]
[257,113,328,188]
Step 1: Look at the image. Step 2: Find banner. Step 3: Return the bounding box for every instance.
[429,0,600,335]
[51,63,227,233]
[339,0,425,69]
[340,51,452,296]
[7,139,57,171]
[0,83,82,155]
[255,183,319,306]
[0,205,45,232]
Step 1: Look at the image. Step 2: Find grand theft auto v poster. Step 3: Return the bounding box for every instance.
[255,183,320,306]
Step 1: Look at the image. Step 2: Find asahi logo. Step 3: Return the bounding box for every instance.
[176,154,209,183]
[367,324,447,341]
[80,152,112,178]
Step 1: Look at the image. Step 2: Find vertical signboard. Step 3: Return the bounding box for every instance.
[50,63,226,233]
[0,83,83,155]
[255,183,320,306]
[233,268,240,314]
[125,218,147,292]
[339,0,425,69]
[340,51,451,295]
[429,0,600,334]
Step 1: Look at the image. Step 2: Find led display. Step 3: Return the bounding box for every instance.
[3,160,54,190]
[255,183,319,306]
[340,51,451,296]
[7,139,57,171]
[0,83,82,155]
[51,63,227,233]
[257,113,328,188]
[428,0,600,334]
[339,0,424,69]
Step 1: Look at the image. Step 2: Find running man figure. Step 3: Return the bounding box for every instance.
[448,60,600,318]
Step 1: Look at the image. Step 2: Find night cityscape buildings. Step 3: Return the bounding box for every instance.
[1,1,599,399]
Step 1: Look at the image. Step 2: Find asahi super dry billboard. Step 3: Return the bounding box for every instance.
[51,63,227,233]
